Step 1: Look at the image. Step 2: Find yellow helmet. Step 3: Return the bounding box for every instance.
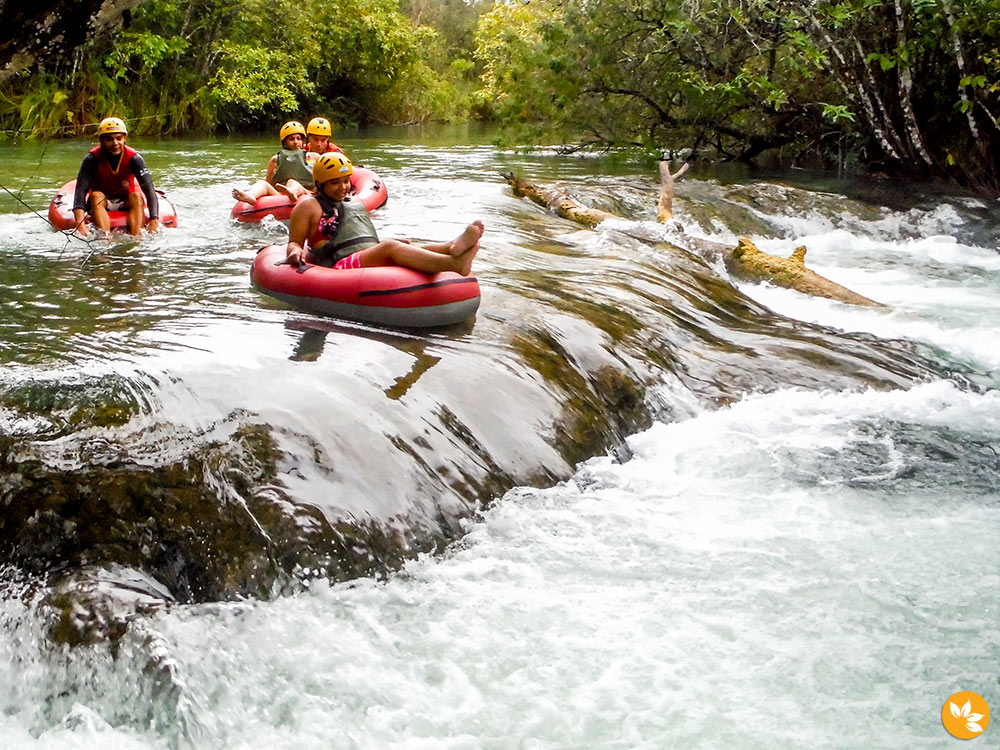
[98,117,128,136]
[307,117,332,137]
[312,152,353,184]
[279,121,306,142]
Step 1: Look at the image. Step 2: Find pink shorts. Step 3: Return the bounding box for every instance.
[333,251,362,270]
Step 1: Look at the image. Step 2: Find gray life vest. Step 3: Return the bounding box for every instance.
[308,198,380,265]
[272,148,314,189]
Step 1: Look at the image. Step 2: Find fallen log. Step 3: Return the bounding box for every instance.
[502,172,618,228]
[501,167,885,308]
[728,238,884,307]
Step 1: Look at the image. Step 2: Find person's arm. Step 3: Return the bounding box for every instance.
[130,153,159,231]
[71,153,98,236]
[265,155,278,185]
[286,197,320,265]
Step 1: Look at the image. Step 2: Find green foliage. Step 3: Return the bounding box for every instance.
[804,0,1000,189]
[210,42,315,114]
[0,73,74,138]
[474,0,1000,193]
[0,0,482,138]
[476,0,825,156]
[105,30,189,81]
[475,0,572,133]
[400,0,491,59]
[821,104,855,124]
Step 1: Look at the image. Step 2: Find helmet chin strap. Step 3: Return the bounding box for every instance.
[315,184,341,214]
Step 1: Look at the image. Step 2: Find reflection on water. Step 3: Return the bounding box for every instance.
[288,326,328,362]
[284,319,445,398]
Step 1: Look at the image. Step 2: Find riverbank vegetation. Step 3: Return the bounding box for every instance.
[478,0,1000,194]
[2,0,999,194]
[0,0,489,137]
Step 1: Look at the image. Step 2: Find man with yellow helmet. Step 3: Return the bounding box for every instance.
[72,117,160,237]
[305,117,344,157]
[232,121,314,205]
[286,152,483,276]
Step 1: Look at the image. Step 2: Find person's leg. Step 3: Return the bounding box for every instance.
[125,191,144,236]
[88,191,112,234]
[232,180,279,204]
[358,238,480,276]
[412,221,485,256]
[274,179,309,199]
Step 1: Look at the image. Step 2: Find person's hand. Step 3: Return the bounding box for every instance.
[147,218,160,233]
[72,212,89,238]
[286,243,308,265]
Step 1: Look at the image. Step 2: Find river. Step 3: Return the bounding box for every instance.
[0,126,998,748]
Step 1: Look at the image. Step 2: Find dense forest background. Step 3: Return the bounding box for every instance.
[1,0,999,194]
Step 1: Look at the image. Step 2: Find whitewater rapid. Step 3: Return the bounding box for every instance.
[1,144,998,747]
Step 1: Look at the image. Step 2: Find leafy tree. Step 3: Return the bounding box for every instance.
[475,0,1000,193]
[476,0,836,155]
[401,0,491,58]
[804,0,1000,190]
[0,0,465,137]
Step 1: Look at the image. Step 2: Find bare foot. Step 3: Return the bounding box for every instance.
[453,242,479,276]
[448,220,485,257]
[232,187,256,204]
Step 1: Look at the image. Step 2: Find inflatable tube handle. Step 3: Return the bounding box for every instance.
[276,257,312,274]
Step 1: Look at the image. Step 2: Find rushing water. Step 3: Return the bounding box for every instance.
[1,127,998,748]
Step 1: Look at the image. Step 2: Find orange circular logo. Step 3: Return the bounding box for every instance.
[942,691,990,740]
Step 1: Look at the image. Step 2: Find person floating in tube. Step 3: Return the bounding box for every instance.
[72,117,160,238]
[286,152,482,276]
[232,121,314,205]
[304,117,345,159]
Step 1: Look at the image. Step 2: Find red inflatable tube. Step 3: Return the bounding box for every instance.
[48,180,178,231]
[250,243,480,328]
[231,166,388,223]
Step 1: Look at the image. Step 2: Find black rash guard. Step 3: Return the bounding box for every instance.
[72,151,159,220]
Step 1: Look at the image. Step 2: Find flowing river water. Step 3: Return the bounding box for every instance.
[0,127,998,748]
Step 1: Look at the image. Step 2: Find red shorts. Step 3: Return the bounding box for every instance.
[333,251,362,270]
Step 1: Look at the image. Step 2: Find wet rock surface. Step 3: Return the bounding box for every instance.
[1,257,948,641]
[0,169,962,645]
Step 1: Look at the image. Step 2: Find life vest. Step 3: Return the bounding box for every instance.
[307,198,379,265]
[89,145,137,197]
[272,148,314,189]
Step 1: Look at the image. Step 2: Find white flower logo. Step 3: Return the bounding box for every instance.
[949,700,985,734]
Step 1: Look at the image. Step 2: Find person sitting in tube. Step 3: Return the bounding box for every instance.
[304,117,345,162]
[286,152,482,276]
[232,121,314,205]
[72,117,160,238]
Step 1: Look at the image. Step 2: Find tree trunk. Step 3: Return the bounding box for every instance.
[501,172,619,228]
[893,0,934,168]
